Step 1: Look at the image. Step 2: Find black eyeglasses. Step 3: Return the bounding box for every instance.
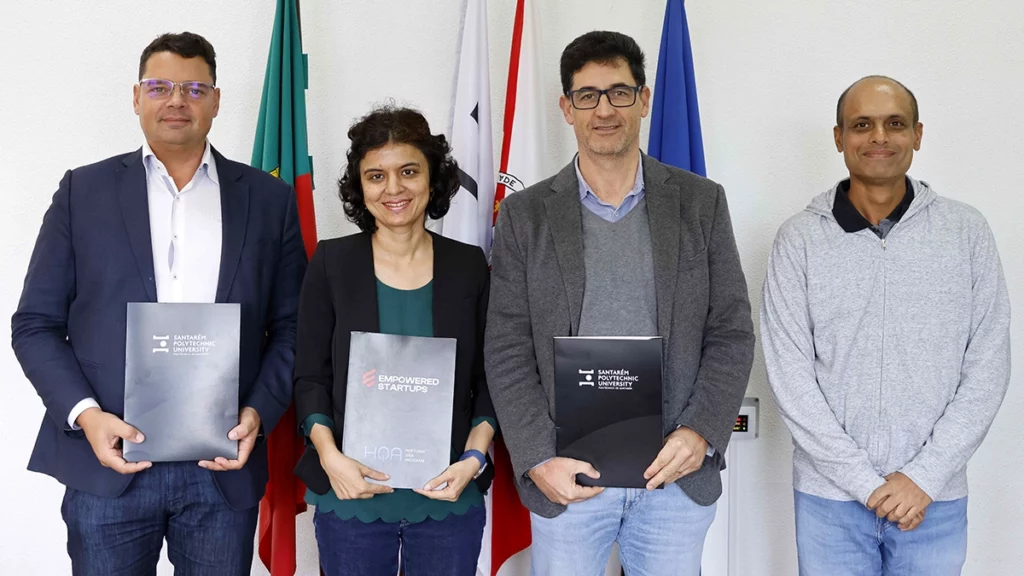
[567,85,642,110]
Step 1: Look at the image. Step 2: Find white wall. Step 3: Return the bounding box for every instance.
[1,0,1021,573]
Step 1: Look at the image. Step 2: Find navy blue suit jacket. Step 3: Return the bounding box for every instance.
[11,148,307,510]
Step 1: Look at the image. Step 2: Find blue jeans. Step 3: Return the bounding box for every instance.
[795,491,968,576]
[313,504,486,576]
[529,483,716,576]
[61,462,258,576]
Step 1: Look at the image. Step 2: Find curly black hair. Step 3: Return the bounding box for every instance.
[339,104,461,233]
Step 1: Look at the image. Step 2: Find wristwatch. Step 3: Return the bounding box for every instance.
[459,449,488,479]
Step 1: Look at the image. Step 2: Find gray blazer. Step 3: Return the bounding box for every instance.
[484,153,755,518]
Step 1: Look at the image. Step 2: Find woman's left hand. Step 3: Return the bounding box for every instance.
[412,459,480,502]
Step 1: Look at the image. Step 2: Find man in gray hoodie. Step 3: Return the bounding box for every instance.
[761,75,1010,575]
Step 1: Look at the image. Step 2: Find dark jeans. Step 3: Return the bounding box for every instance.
[314,504,486,576]
[61,462,258,576]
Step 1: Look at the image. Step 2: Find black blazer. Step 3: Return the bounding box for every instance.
[293,231,496,495]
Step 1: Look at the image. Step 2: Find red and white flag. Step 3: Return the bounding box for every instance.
[488,0,548,574]
[445,0,547,573]
[493,0,547,224]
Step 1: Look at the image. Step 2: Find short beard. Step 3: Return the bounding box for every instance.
[585,133,635,158]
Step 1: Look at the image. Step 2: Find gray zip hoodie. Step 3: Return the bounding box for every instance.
[760,177,1010,504]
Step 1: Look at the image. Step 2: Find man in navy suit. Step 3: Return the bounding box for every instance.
[11,32,306,575]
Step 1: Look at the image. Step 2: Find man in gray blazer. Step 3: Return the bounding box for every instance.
[485,31,755,576]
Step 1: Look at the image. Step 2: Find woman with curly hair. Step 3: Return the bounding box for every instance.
[292,104,496,576]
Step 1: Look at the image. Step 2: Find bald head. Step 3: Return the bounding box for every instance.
[833,75,923,185]
[836,76,918,128]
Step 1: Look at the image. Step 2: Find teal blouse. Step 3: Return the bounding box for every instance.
[303,279,495,523]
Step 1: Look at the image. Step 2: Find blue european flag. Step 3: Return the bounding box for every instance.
[648,0,706,177]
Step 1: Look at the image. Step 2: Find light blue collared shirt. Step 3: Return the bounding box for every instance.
[575,154,645,223]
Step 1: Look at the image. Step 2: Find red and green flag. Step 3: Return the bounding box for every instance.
[251,0,316,574]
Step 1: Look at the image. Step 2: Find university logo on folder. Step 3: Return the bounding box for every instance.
[554,336,664,488]
[343,332,456,490]
[123,303,240,463]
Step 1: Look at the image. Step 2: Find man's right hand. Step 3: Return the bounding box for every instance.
[527,457,604,506]
[898,508,926,531]
[77,407,152,474]
[319,448,394,500]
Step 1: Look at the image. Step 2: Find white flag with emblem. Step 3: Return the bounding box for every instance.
[442,0,495,253]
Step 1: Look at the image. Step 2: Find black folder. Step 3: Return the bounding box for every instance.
[123,303,240,462]
[554,336,664,488]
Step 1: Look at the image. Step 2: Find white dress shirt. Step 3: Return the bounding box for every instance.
[67,141,224,429]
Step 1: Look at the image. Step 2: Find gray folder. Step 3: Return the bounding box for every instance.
[342,332,456,490]
[123,303,240,462]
